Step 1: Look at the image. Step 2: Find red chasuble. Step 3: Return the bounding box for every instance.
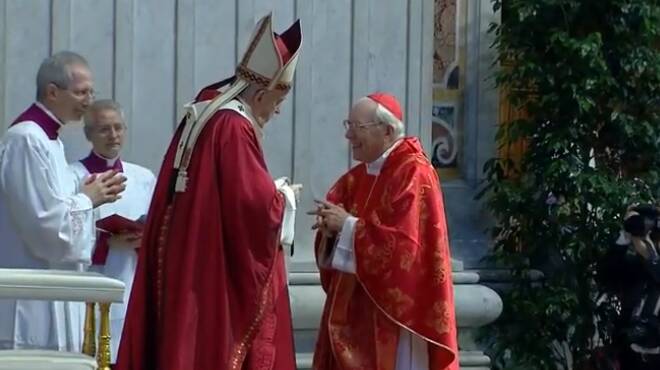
[314,138,458,370]
[115,101,295,370]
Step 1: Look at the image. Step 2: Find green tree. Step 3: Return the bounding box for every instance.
[480,1,660,368]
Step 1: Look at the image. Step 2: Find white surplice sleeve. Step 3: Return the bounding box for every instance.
[330,216,358,273]
[0,131,95,264]
[68,162,88,194]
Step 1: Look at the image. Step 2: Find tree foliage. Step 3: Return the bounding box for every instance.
[480,1,660,368]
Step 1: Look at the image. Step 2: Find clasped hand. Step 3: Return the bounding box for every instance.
[307,200,350,236]
[82,170,127,208]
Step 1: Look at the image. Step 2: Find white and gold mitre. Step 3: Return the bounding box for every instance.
[172,13,303,192]
[236,13,302,91]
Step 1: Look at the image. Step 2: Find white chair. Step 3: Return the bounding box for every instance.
[0,268,125,370]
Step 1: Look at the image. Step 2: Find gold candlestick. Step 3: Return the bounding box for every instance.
[97,302,112,370]
[82,302,96,357]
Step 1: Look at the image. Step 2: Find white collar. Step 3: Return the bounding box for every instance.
[366,139,402,175]
[93,151,120,166]
[234,97,263,142]
[35,102,64,126]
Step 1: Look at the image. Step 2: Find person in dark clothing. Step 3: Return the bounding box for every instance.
[598,205,660,369]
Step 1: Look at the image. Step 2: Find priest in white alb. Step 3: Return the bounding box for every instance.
[70,99,156,362]
[0,51,126,351]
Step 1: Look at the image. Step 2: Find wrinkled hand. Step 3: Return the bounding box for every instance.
[82,170,127,208]
[307,205,334,238]
[109,231,142,250]
[307,200,350,234]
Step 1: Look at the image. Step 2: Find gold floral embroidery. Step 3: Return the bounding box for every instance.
[362,243,383,276]
[432,245,449,285]
[360,234,395,276]
[395,195,414,215]
[330,325,364,369]
[418,184,432,237]
[432,262,448,285]
[399,250,414,271]
[431,220,445,231]
[370,212,382,226]
[419,208,428,239]
[381,234,396,259]
[426,301,452,335]
[355,219,367,239]
[380,187,394,215]
[383,288,415,317]
[345,174,355,194]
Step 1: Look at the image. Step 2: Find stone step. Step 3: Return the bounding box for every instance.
[296,353,313,370]
[294,351,491,369]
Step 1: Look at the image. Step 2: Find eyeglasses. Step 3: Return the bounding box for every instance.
[342,120,381,130]
[52,82,95,99]
[96,124,126,136]
[70,88,95,99]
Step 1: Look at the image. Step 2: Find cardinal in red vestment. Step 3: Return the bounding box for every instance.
[115,14,303,370]
[309,93,459,370]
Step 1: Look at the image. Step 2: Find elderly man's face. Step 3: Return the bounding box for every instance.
[86,109,126,159]
[345,99,391,163]
[250,88,289,127]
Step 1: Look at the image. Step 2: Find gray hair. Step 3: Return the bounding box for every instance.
[83,99,125,135]
[238,83,261,100]
[35,51,89,100]
[358,97,405,139]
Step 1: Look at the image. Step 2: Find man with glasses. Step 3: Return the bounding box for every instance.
[69,99,155,363]
[309,93,459,370]
[0,51,126,351]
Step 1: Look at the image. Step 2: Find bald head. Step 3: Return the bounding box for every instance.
[84,100,126,159]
